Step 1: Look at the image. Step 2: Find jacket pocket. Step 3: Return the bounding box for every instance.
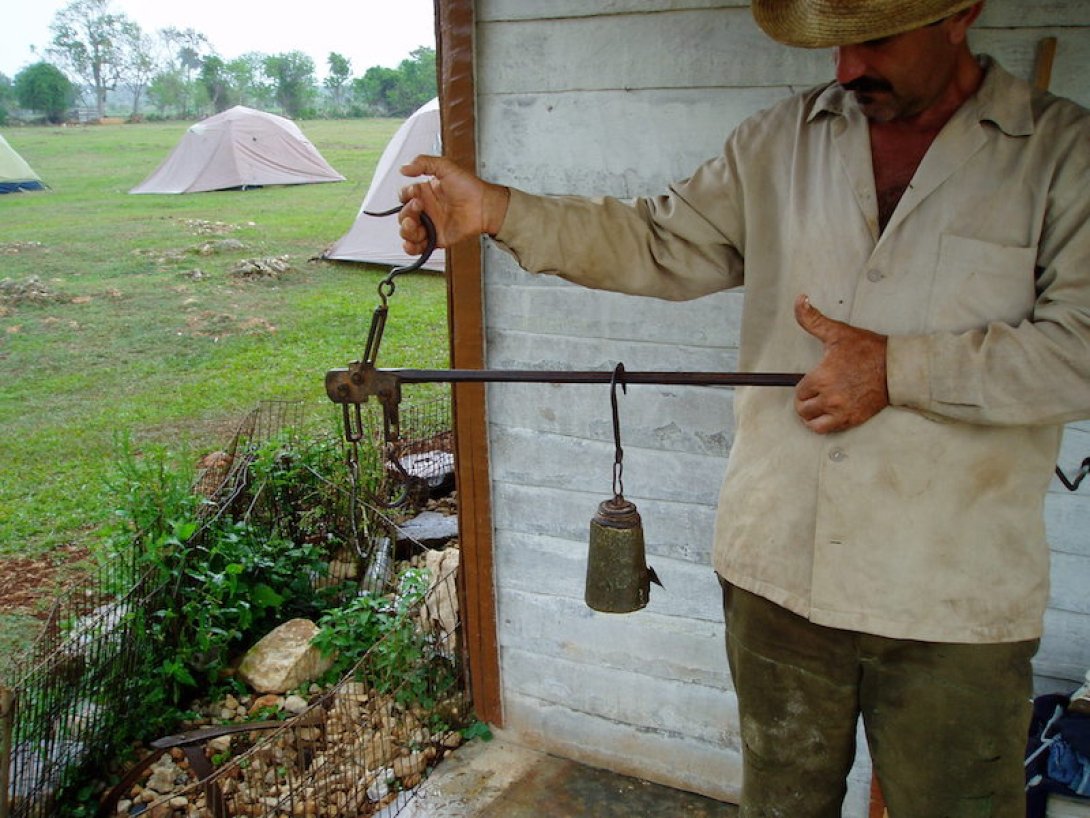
[930,234,1038,333]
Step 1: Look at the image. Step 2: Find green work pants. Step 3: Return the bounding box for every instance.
[721,580,1037,817]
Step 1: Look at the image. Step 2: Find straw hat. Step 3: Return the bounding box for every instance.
[752,0,981,47]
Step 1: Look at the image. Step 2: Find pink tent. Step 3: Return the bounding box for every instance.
[131,106,344,194]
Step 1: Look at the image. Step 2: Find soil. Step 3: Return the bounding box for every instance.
[0,543,92,617]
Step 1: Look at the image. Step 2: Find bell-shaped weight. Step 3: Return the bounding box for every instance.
[585,496,660,613]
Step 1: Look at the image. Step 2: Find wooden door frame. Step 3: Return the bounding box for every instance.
[434,0,503,726]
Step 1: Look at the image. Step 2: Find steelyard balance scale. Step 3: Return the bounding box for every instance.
[324,209,803,613]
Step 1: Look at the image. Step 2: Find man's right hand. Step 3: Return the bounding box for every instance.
[398,155,510,254]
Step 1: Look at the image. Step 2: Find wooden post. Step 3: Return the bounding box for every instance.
[0,685,15,818]
[1034,37,1058,93]
[869,773,887,818]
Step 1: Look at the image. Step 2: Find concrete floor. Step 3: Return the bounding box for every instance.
[395,731,740,818]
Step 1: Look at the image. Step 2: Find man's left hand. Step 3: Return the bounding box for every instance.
[793,294,889,434]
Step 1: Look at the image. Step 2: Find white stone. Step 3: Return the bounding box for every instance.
[237,619,333,694]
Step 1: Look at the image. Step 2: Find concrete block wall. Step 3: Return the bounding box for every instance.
[472,0,1090,811]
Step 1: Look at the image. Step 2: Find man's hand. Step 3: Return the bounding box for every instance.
[793,294,889,434]
[398,155,510,254]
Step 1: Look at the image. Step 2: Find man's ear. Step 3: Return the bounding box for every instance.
[947,1,984,45]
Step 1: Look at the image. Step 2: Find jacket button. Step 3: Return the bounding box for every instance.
[828,448,847,462]
[866,268,884,282]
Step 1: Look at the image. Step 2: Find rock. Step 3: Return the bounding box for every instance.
[283,694,309,714]
[420,548,460,654]
[392,752,427,780]
[237,619,333,694]
[249,693,283,714]
[395,512,459,547]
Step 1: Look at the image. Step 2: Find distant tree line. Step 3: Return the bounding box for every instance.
[0,0,436,125]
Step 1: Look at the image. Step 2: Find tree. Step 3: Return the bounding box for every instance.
[156,27,210,117]
[263,51,316,118]
[119,21,159,118]
[350,66,398,115]
[350,47,436,118]
[0,74,13,125]
[227,53,271,109]
[14,62,76,124]
[47,0,132,119]
[388,47,436,117]
[324,52,351,115]
[199,55,233,113]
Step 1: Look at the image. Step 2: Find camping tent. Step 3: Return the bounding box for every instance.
[130,106,345,194]
[323,98,444,272]
[0,134,44,193]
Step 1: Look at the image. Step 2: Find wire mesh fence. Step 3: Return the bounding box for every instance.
[1,395,465,818]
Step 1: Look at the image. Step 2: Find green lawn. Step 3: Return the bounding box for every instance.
[0,118,450,557]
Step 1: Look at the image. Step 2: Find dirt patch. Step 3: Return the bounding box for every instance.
[229,255,294,279]
[0,543,93,617]
[0,275,68,307]
[2,241,48,255]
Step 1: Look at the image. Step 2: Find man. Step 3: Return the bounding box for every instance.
[397,1,1090,814]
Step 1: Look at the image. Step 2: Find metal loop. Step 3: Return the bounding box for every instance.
[362,205,438,288]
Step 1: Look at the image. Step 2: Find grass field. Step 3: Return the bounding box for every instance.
[0,118,451,562]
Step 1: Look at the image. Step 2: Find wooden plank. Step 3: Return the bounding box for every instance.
[487,383,735,458]
[488,425,727,504]
[492,480,719,564]
[502,646,739,744]
[1036,607,1090,689]
[484,283,744,348]
[480,0,743,20]
[438,0,503,726]
[477,9,830,94]
[496,587,731,686]
[494,529,727,622]
[1045,491,1090,557]
[972,27,1090,107]
[486,328,741,372]
[503,691,745,804]
[479,88,794,195]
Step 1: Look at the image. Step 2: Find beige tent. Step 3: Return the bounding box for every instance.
[130,106,344,194]
[0,134,44,193]
[322,98,444,271]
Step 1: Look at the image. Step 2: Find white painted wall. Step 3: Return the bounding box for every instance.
[473,0,1090,812]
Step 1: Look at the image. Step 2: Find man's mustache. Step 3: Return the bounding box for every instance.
[841,77,894,94]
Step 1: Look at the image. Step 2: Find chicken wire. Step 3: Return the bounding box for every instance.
[1,396,463,818]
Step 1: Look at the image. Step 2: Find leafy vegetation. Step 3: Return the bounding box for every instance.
[13,62,75,123]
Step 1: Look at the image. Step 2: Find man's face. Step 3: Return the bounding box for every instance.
[834,19,961,122]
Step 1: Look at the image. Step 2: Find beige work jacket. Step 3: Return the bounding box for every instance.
[494,58,1090,643]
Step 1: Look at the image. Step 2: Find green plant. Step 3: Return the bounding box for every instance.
[313,565,460,711]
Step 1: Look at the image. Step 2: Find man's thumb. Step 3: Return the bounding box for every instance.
[794,294,836,342]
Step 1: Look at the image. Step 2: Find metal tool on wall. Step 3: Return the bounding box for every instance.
[327,207,801,611]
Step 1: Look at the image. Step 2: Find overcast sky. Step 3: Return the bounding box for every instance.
[3,0,437,80]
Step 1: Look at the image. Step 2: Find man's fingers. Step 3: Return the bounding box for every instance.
[399,154,443,178]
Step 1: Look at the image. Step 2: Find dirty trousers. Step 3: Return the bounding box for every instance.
[720,581,1037,817]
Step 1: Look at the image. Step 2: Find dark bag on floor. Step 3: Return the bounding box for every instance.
[1026,693,1090,817]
